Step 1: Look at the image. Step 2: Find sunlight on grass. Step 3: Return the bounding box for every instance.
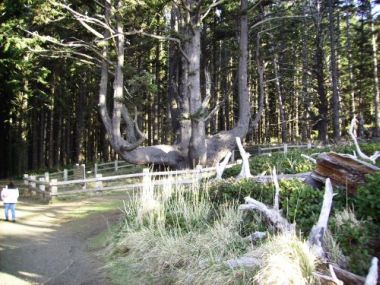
[66,200,124,219]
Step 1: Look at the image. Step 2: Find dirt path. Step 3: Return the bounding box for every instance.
[0,196,125,285]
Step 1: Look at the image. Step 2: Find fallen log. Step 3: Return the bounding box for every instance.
[311,152,380,194]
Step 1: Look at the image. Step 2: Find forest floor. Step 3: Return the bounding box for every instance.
[0,194,127,285]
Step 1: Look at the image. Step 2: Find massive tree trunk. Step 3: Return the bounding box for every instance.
[78,0,252,169]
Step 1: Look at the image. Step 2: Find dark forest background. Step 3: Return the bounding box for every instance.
[0,0,379,177]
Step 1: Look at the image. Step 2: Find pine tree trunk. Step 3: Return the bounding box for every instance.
[188,27,207,166]
[273,54,287,143]
[328,0,341,141]
[315,26,328,143]
[345,4,355,118]
[371,16,380,136]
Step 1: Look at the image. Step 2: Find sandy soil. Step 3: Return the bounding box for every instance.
[0,196,124,285]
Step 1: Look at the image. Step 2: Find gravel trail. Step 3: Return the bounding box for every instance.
[0,197,123,285]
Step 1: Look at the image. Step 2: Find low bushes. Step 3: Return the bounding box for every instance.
[106,143,380,283]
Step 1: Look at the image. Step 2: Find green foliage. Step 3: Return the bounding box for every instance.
[208,178,273,205]
[281,180,324,234]
[223,151,315,178]
[330,210,372,275]
[354,172,380,223]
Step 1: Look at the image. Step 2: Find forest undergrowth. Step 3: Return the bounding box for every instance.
[102,142,380,285]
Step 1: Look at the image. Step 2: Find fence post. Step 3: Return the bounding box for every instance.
[114,160,119,172]
[94,163,98,176]
[44,172,50,183]
[39,177,46,192]
[81,164,86,189]
[49,179,58,197]
[195,164,203,183]
[142,168,152,200]
[23,174,29,185]
[283,143,288,154]
[29,175,36,193]
[307,142,311,149]
[95,174,103,190]
[63,169,68,181]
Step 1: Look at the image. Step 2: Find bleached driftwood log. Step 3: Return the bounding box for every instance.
[365,257,378,285]
[215,151,232,180]
[226,256,261,269]
[314,265,344,285]
[349,116,380,164]
[272,167,280,211]
[332,265,366,285]
[239,197,294,232]
[243,231,267,243]
[236,137,252,178]
[308,178,334,259]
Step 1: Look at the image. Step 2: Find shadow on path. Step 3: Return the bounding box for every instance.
[0,196,125,285]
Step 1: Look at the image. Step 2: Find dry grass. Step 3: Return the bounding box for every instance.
[253,233,318,285]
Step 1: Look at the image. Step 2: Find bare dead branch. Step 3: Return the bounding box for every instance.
[365,257,378,285]
[51,1,115,38]
[240,197,294,232]
[301,153,316,163]
[348,116,380,164]
[250,15,309,30]
[200,0,225,22]
[215,151,232,179]
[308,178,334,259]
[272,167,280,211]
[236,137,252,178]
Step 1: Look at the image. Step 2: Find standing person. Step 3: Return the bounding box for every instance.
[1,181,19,222]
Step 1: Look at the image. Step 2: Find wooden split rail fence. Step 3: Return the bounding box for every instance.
[23,165,229,199]
[257,143,314,155]
[23,142,317,199]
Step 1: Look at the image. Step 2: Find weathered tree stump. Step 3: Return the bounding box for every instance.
[310,152,380,194]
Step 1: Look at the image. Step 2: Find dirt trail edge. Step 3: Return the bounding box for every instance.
[0,196,124,285]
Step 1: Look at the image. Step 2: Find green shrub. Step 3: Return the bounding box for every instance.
[354,172,380,223]
[280,180,323,234]
[223,151,315,178]
[330,210,372,275]
[207,178,273,205]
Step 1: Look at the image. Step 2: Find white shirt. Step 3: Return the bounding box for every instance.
[1,188,19,203]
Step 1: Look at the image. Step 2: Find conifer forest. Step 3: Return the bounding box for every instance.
[1,0,379,177]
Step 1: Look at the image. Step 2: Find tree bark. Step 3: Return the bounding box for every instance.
[328,0,341,141]
[370,14,380,136]
[273,53,287,143]
[314,15,328,143]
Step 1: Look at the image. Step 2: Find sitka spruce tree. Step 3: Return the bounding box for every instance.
[49,0,251,169]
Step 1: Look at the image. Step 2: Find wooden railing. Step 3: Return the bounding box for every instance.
[23,163,240,199]
[257,143,315,154]
[23,142,319,199]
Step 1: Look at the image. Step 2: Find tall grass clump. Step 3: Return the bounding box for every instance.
[253,233,318,285]
[109,179,256,285]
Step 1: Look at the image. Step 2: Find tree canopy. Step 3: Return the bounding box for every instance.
[0,0,379,176]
